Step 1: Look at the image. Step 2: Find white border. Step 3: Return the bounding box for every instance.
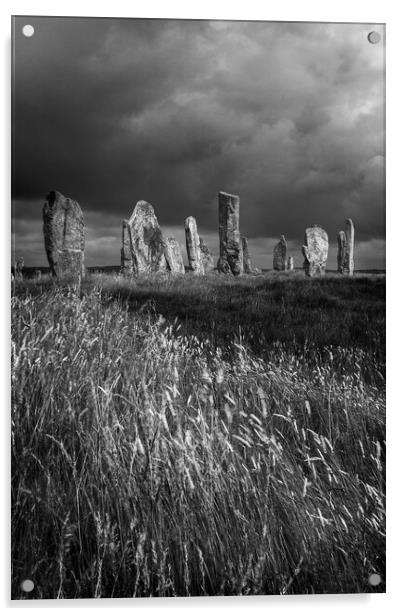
[2,1,400,614]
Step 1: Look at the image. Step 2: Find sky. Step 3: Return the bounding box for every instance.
[12,17,385,269]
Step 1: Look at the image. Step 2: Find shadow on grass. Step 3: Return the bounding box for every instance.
[12,271,385,378]
[86,272,385,370]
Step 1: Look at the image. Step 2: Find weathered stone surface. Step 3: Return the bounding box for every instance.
[164,237,185,274]
[43,190,85,279]
[273,235,287,271]
[218,191,243,275]
[185,216,204,274]
[287,256,294,271]
[302,225,328,277]
[15,256,24,280]
[199,237,214,272]
[217,255,232,275]
[121,200,168,276]
[337,230,347,273]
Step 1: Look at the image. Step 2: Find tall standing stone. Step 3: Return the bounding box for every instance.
[337,219,355,275]
[337,230,347,273]
[121,201,168,276]
[273,235,287,271]
[345,219,355,275]
[302,225,328,277]
[43,190,85,279]
[218,191,243,275]
[287,256,294,271]
[164,237,185,274]
[121,219,134,276]
[185,216,204,274]
[199,237,214,272]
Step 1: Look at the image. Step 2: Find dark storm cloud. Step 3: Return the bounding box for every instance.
[12,17,385,267]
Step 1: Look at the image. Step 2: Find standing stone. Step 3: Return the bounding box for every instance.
[164,237,185,274]
[337,230,347,274]
[34,269,42,280]
[240,236,262,274]
[302,225,328,277]
[218,191,243,275]
[242,236,253,274]
[345,219,355,275]
[199,237,214,273]
[185,216,204,274]
[287,256,294,271]
[273,235,287,271]
[337,219,355,275]
[121,220,134,276]
[121,200,168,276]
[15,256,24,280]
[43,190,85,279]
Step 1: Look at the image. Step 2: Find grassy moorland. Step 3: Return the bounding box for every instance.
[11,271,385,598]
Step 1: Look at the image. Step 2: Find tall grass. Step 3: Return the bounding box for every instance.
[11,277,385,597]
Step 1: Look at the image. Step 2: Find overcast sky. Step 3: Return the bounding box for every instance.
[12,17,385,269]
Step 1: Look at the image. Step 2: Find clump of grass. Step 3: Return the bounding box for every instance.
[11,280,385,598]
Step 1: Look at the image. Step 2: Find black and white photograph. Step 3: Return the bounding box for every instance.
[11,15,385,599]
